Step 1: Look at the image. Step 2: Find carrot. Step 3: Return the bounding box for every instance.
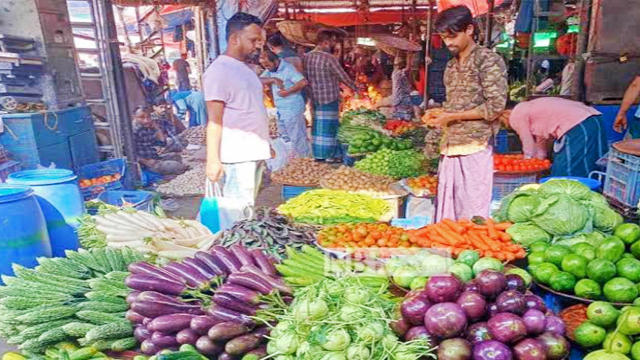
[498,231,511,242]
[429,235,451,247]
[472,225,488,230]
[484,250,494,258]
[494,252,506,261]
[458,219,474,227]
[515,248,526,259]
[414,227,431,237]
[494,222,513,231]
[467,231,489,251]
[434,224,466,245]
[452,248,463,256]
[505,252,516,262]
[443,219,466,234]
[486,219,499,240]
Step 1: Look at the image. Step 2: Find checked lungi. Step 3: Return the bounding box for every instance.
[311,100,340,160]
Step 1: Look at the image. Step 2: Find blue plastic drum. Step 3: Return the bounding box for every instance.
[539,176,601,191]
[0,185,51,281]
[7,169,84,256]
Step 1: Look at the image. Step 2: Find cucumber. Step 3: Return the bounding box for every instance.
[68,347,97,360]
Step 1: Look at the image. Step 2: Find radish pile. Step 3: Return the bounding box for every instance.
[124,244,291,358]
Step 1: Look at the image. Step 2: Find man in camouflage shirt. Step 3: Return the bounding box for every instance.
[427,5,508,221]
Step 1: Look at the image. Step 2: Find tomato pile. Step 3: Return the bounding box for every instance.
[79,173,121,188]
[494,154,551,172]
[318,223,412,249]
[384,120,418,136]
[406,175,438,195]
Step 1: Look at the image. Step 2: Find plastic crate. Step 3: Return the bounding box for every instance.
[281,186,317,202]
[603,148,640,208]
[0,160,20,183]
[341,144,364,167]
[493,129,522,154]
[93,190,154,214]
[492,172,539,201]
[78,158,126,200]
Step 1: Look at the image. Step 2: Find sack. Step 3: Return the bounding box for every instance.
[199,179,252,233]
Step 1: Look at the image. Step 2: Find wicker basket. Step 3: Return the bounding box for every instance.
[372,34,421,56]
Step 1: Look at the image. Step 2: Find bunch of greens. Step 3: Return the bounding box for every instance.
[388,150,427,179]
[497,180,623,247]
[263,276,436,360]
[341,108,387,127]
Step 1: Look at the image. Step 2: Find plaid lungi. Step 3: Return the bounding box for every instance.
[311,100,340,160]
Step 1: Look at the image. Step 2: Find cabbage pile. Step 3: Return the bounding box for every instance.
[495,180,622,247]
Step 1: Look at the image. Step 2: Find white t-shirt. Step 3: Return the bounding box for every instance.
[203,55,271,164]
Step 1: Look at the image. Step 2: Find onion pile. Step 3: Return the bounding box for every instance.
[179,126,206,145]
[319,165,398,196]
[270,158,333,187]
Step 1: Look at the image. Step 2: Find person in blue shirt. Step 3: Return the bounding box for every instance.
[171,90,207,127]
[259,49,310,158]
[614,72,640,138]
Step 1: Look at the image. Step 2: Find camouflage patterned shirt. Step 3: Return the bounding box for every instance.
[441,45,508,156]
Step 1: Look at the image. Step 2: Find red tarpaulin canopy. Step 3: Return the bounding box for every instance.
[299,10,429,27]
[437,0,505,16]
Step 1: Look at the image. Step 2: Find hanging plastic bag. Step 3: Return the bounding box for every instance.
[199,179,252,233]
[265,137,293,172]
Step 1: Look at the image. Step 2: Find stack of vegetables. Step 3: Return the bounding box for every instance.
[125,244,290,358]
[527,223,640,303]
[403,175,438,197]
[316,223,414,259]
[576,302,640,360]
[319,166,398,196]
[77,208,215,259]
[264,275,436,360]
[341,108,387,129]
[384,120,419,136]
[270,158,333,187]
[156,164,207,197]
[277,189,390,225]
[496,179,623,248]
[277,245,389,289]
[218,207,318,260]
[387,249,530,291]
[394,270,570,360]
[407,218,526,260]
[494,154,551,173]
[355,148,427,179]
[0,248,145,355]
[337,125,412,155]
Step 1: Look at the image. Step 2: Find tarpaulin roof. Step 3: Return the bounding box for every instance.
[298,10,430,27]
[112,0,206,5]
[281,0,504,16]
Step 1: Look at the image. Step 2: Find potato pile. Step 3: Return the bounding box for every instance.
[179,125,206,145]
[320,165,398,196]
[270,158,333,186]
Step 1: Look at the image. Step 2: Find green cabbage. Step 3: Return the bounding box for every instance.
[506,193,542,223]
[506,223,551,246]
[532,194,590,236]
[554,231,607,248]
[586,191,609,205]
[494,189,538,222]
[590,201,623,232]
[539,179,592,200]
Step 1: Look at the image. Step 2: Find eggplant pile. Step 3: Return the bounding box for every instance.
[394,271,571,360]
[124,244,292,359]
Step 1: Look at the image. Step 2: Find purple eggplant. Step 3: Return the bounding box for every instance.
[164,262,210,289]
[142,317,152,326]
[230,244,257,267]
[240,265,292,294]
[191,315,219,334]
[126,310,145,324]
[212,246,242,273]
[126,291,141,304]
[213,292,257,315]
[249,249,277,276]
[134,325,151,342]
[125,274,186,295]
[208,322,251,341]
[228,272,273,295]
[132,301,204,318]
[148,314,196,333]
[183,257,218,279]
[151,332,179,348]
[207,304,256,327]
[244,346,267,359]
[225,329,266,356]
[128,262,183,283]
[176,328,200,345]
[390,317,411,337]
[137,291,186,306]
[217,284,262,305]
[141,339,161,355]
[196,335,224,356]
[195,251,228,276]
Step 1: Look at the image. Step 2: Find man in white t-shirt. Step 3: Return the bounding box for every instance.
[202,12,270,206]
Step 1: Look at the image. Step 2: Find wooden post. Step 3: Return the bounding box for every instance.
[423,0,435,107]
[485,0,495,47]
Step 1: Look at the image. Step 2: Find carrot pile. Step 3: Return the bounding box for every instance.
[407,218,526,261]
[559,304,588,341]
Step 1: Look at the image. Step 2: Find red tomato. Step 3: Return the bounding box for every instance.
[506,165,514,172]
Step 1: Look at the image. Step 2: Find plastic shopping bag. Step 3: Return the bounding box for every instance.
[199,179,251,233]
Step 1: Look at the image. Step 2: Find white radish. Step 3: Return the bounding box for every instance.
[182,224,198,238]
[152,239,198,252]
[138,211,167,230]
[106,240,145,248]
[128,212,160,230]
[96,215,142,232]
[96,225,153,238]
[105,233,148,242]
[93,215,120,228]
[197,236,216,251]
[182,220,212,236]
[105,212,147,230]
[157,250,197,260]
